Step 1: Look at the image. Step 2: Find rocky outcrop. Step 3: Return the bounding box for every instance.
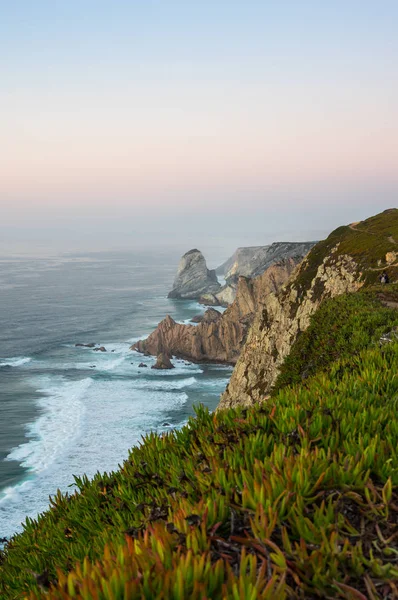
[218,251,362,409]
[200,284,238,307]
[217,206,398,410]
[217,242,317,284]
[151,353,175,370]
[168,249,221,299]
[132,258,301,364]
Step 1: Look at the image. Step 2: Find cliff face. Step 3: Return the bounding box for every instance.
[217,241,317,283]
[132,258,300,364]
[218,209,398,410]
[168,249,221,299]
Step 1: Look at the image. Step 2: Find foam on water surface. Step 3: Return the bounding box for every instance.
[0,253,233,541]
[0,356,32,367]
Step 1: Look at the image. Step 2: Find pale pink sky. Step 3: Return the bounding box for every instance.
[1,2,397,254]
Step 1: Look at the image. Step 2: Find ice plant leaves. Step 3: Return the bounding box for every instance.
[1,290,398,598]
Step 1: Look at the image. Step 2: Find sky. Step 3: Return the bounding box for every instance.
[0,1,397,260]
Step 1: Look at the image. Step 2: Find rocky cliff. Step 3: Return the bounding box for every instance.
[132,257,300,364]
[168,249,221,299]
[217,241,317,283]
[218,209,398,409]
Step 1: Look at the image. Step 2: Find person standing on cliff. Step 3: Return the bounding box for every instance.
[380,271,389,284]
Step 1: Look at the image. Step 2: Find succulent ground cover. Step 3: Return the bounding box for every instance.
[289,208,398,297]
[273,286,398,393]
[1,289,398,598]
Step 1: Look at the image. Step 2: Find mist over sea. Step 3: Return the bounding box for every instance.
[0,250,232,539]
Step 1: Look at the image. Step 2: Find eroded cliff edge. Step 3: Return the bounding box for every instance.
[132,257,300,364]
[219,209,398,409]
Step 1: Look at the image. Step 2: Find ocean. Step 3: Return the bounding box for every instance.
[0,250,232,540]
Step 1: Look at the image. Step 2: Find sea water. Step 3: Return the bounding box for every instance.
[0,251,232,539]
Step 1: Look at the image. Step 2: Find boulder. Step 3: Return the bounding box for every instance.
[75,343,96,348]
[151,353,175,370]
[168,249,221,299]
[138,362,148,368]
[94,346,107,352]
[199,293,219,306]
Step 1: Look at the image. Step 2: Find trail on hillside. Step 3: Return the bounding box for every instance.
[348,223,398,270]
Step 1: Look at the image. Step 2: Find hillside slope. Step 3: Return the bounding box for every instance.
[219,208,398,409]
[1,286,398,599]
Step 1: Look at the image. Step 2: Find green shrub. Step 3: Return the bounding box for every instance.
[273,287,398,393]
[1,338,398,598]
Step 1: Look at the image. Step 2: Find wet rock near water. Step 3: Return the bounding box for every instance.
[151,353,175,370]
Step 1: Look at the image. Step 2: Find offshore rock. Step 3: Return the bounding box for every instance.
[132,258,300,364]
[168,249,221,300]
[151,353,175,370]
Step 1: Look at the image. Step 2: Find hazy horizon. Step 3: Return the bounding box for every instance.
[1,1,397,259]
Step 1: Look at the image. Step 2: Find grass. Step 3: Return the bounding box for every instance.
[287,209,398,300]
[2,209,398,598]
[1,293,398,598]
[273,286,398,393]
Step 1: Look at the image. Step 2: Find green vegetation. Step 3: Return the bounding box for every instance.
[2,209,398,598]
[273,286,398,393]
[288,208,398,298]
[2,293,398,598]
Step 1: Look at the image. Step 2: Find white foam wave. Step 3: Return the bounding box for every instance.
[131,376,196,391]
[0,356,31,367]
[6,376,91,473]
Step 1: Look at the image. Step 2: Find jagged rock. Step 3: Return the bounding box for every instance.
[218,209,398,411]
[214,284,237,306]
[201,308,222,323]
[168,249,221,299]
[218,251,362,410]
[94,346,107,352]
[191,314,204,323]
[151,353,175,370]
[75,343,96,348]
[199,293,219,306]
[132,259,300,364]
[200,285,238,307]
[138,362,148,368]
[217,242,317,284]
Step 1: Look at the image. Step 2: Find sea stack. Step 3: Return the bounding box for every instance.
[168,249,221,299]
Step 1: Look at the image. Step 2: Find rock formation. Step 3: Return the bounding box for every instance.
[200,284,237,307]
[151,353,175,370]
[217,242,317,284]
[168,249,221,299]
[218,209,398,410]
[132,258,300,364]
